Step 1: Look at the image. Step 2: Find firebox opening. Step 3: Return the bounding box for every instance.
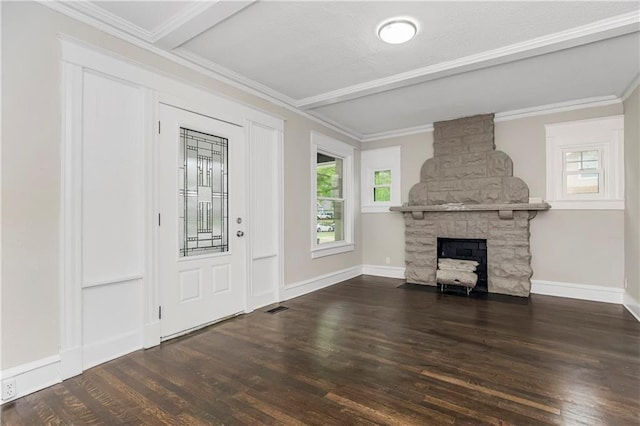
[437,238,488,293]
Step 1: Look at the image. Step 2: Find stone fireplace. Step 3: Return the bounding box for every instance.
[391,114,549,297]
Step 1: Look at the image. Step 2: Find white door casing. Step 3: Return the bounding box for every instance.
[60,38,283,380]
[158,104,247,339]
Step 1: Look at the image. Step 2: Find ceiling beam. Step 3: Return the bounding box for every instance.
[153,1,256,49]
[296,11,640,110]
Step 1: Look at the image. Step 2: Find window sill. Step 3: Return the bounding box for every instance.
[548,199,624,210]
[362,205,394,213]
[311,242,355,259]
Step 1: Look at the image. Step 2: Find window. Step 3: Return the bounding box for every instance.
[311,132,354,258]
[546,116,623,209]
[179,128,228,256]
[374,170,392,202]
[361,146,401,212]
[563,150,600,195]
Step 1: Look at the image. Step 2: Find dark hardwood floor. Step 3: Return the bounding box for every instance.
[2,275,639,425]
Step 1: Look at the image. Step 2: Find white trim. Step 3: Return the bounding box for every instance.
[495,96,621,122]
[58,38,284,379]
[60,36,283,131]
[0,356,61,404]
[361,124,434,143]
[623,292,640,322]
[531,280,624,304]
[362,265,406,279]
[547,199,624,210]
[82,331,142,371]
[281,266,362,301]
[545,115,624,208]
[60,347,82,380]
[38,1,360,140]
[311,243,355,259]
[361,146,401,211]
[59,61,84,378]
[172,48,298,107]
[311,132,356,257]
[143,321,161,349]
[151,2,255,47]
[82,274,144,289]
[37,1,635,144]
[621,74,640,102]
[359,96,622,143]
[296,11,640,109]
[60,0,154,42]
[362,206,396,213]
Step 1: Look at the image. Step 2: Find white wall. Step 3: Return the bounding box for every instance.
[1,1,361,371]
[624,86,640,305]
[361,133,432,268]
[362,103,625,288]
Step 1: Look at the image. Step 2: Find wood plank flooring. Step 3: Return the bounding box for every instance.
[2,275,639,425]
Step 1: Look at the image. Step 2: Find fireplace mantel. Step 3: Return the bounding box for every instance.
[390,202,550,220]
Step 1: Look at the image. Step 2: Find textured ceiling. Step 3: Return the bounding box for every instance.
[56,1,640,139]
[182,1,638,99]
[311,33,640,135]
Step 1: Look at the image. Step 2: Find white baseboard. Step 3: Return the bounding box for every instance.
[60,346,82,380]
[143,321,161,349]
[623,292,640,322]
[282,265,362,301]
[531,280,624,304]
[249,291,280,312]
[0,355,61,404]
[82,330,142,370]
[361,264,406,279]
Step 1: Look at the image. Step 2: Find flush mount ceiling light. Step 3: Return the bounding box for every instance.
[378,19,417,44]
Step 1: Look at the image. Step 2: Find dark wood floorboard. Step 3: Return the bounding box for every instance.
[2,275,639,425]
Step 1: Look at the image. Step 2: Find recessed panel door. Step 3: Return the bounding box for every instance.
[158,104,246,339]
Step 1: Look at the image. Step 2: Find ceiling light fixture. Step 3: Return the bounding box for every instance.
[378,19,417,44]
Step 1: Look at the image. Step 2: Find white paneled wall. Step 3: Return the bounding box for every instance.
[248,122,283,310]
[80,72,145,368]
[57,39,285,382]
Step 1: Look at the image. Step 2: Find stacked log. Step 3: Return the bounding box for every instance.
[436,258,479,288]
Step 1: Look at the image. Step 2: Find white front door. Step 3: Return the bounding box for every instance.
[158,103,246,339]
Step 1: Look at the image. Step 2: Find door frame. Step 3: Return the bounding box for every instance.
[59,37,284,380]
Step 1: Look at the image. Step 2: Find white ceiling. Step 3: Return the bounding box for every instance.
[54,1,640,140]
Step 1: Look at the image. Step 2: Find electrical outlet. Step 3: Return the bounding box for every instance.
[2,378,16,401]
[385,257,391,265]
[625,278,629,289]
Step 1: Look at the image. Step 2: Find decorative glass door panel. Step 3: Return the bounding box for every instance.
[159,104,245,340]
[179,128,228,257]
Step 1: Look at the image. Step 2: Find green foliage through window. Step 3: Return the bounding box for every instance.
[374,170,391,185]
[373,169,391,202]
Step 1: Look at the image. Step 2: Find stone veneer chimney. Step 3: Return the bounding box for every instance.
[392,114,549,297]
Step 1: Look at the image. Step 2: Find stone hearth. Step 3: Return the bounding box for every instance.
[391,114,549,297]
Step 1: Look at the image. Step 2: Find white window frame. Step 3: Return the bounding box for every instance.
[545,115,624,210]
[361,146,401,213]
[311,132,355,258]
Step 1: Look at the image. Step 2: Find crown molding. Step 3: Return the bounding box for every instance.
[172,48,299,106]
[296,11,640,109]
[361,124,434,143]
[360,96,622,143]
[37,1,362,143]
[152,1,256,49]
[58,0,154,42]
[35,1,637,145]
[150,1,222,44]
[494,95,621,122]
[172,48,362,141]
[621,74,640,102]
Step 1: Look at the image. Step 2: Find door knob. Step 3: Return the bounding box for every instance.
[236,230,244,237]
